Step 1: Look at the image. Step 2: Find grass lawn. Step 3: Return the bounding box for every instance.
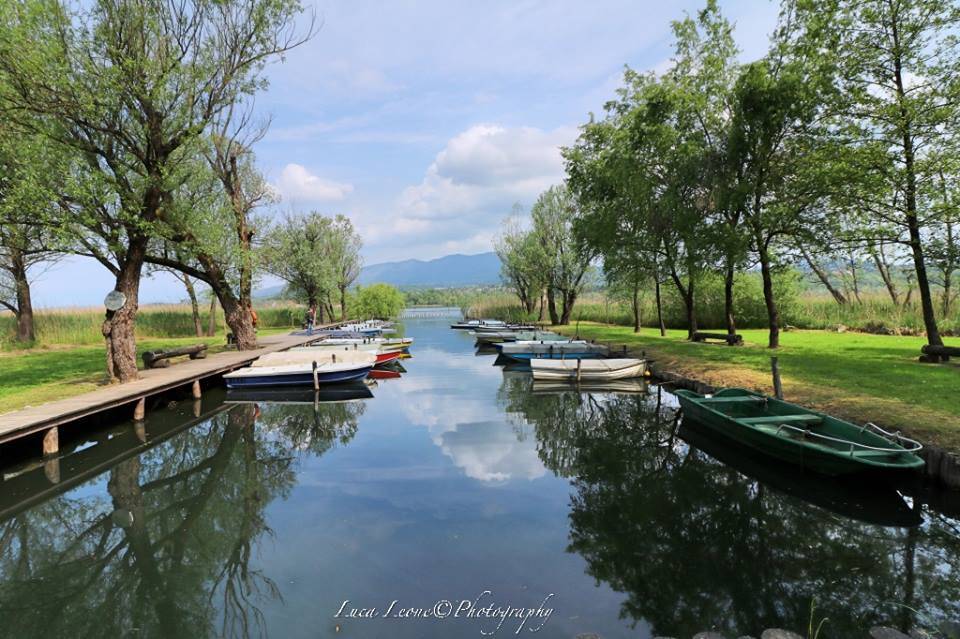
[558,322,960,451]
[0,328,291,413]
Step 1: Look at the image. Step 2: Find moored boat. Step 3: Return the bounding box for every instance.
[223,359,373,388]
[674,387,925,475]
[498,342,608,361]
[530,358,646,381]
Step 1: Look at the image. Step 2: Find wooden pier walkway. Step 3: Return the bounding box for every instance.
[0,329,328,454]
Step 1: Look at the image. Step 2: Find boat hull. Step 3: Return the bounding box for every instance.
[224,366,372,388]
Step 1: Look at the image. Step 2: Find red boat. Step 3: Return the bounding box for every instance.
[375,351,402,366]
[368,369,402,380]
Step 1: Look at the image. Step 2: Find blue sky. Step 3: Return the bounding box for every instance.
[33,0,780,307]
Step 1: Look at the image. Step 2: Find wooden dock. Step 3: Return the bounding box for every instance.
[0,330,328,454]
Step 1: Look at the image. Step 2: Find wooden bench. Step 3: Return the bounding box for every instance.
[920,344,960,363]
[693,331,743,346]
[142,344,208,369]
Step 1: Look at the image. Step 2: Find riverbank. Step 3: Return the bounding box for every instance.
[0,328,291,412]
[554,322,960,452]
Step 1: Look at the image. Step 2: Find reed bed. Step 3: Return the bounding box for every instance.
[0,301,306,349]
[466,288,960,336]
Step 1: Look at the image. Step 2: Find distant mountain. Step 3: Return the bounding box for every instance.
[357,252,501,287]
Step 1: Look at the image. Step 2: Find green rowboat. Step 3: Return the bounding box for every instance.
[674,388,925,475]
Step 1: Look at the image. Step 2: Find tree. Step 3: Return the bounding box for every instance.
[814,0,960,348]
[495,208,548,316]
[530,185,594,325]
[261,211,336,320]
[0,119,63,343]
[146,146,273,349]
[723,58,822,348]
[352,283,405,320]
[0,0,311,381]
[328,215,363,320]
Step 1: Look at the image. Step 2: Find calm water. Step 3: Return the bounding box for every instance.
[1,314,958,638]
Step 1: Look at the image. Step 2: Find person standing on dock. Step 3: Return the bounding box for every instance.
[306,305,317,335]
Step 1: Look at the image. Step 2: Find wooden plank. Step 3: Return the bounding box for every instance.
[0,328,331,446]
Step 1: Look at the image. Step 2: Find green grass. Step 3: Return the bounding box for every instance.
[559,322,960,450]
[0,334,234,412]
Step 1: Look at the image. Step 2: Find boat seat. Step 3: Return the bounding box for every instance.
[740,414,823,426]
[699,396,765,403]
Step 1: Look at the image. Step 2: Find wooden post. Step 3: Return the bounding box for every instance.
[192,399,202,419]
[134,420,147,443]
[133,397,146,421]
[576,358,582,381]
[191,379,202,400]
[771,356,783,400]
[42,426,58,456]
[312,361,319,391]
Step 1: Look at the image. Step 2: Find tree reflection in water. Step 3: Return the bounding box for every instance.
[500,374,960,638]
[0,398,363,639]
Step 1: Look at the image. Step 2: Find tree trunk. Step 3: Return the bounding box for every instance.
[10,249,34,342]
[723,257,737,336]
[893,29,943,347]
[183,275,202,337]
[538,291,545,321]
[207,294,217,337]
[339,285,348,320]
[943,220,955,317]
[220,291,257,350]
[869,243,899,306]
[632,283,641,333]
[559,290,577,325]
[799,246,847,305]
[200,257,255,350]
[103,240,146,383]
[655,278,666,337]
[546,287,560,325]
[758,240,780,349]
[668,266,696,339]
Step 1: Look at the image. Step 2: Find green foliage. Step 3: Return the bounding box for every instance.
[351,283,405,320]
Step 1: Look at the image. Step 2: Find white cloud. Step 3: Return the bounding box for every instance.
[398,124,575,221]
[272,163,354,202]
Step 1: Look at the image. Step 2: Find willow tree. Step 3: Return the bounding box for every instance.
[531,185,594,325]
[495,209,548,316]
[815,0,960,348]
[261,212,337,322]
[329,215,363,320]
[0,0,311,381]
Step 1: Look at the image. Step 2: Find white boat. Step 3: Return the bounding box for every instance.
[498,342,609,361]
[318,337,413,353]
[252,350,376,368]
[530,358,647,381]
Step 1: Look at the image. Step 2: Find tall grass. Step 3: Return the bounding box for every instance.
[0,301,306,349]
[467,287,960,336]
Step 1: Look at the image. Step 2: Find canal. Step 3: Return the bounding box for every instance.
[0,314,958,638]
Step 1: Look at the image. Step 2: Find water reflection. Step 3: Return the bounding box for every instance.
[0,398,360,639]
[506,382,960,637]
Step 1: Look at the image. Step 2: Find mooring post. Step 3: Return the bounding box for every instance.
[191,379,202,400]
[192,399,202,419]
[771,356,784,400]
[576,358,582,381]
[42,426,59,456]
[133,397,146,421]
[134,420,147,443]
[312,361,320,391]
